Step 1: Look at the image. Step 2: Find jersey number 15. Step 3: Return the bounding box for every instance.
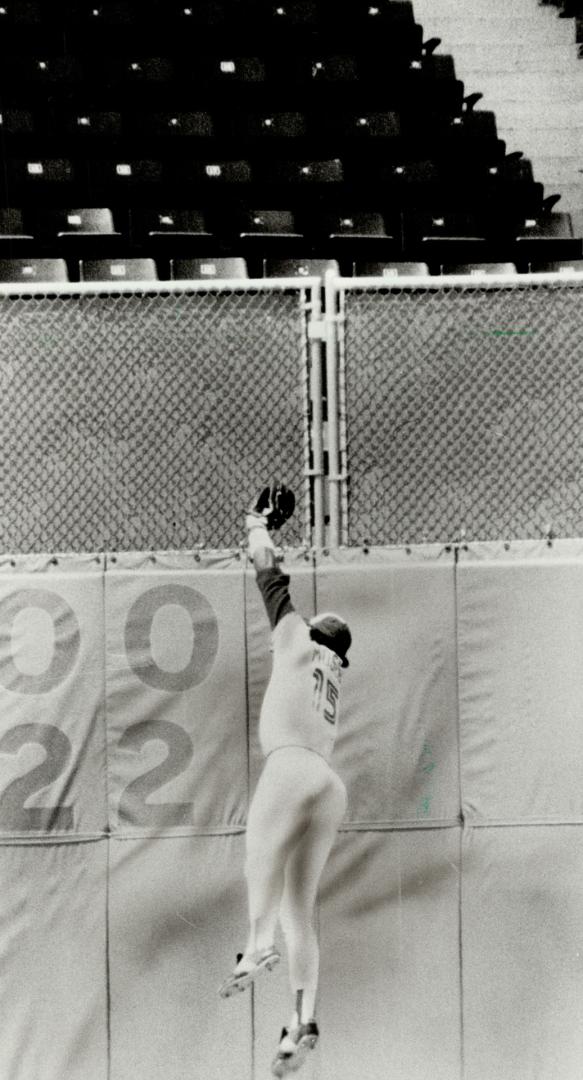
[312,667,339,725]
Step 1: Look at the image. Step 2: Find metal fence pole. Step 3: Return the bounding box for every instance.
[306,283,325,548]
[324,269,342,547]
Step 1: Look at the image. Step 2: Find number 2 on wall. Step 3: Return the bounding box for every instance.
[118,718,195,828]
[0,723,74,831]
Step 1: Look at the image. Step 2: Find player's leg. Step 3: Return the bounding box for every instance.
[219,751,314,997]
[273,770,347,1074]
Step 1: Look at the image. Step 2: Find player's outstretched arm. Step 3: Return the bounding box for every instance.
[245,483,295,571]
[246,484,296,627]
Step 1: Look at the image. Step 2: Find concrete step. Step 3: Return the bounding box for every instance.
[413,0,539,15]
[449,43,579,73]
[530,158,583,184]
[543,184,583,212]
[571,209,583,236]
[493,101,583,125]
[498,128,583,156]
[456,72,583,102]
[419,17,576,45]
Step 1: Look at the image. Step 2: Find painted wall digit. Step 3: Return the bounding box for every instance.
[124,585,219,691]
[0,589,81,694]
[117,718,195,827]
[0,723,74,830]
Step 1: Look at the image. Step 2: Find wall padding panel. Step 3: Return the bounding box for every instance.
[457,540,583,824]
[462,826,583,1080]
[0,554,107,840]
[314,547,460,826]
[0,841,108,1080]
[105,551,247,834]
[109,833,251,1080]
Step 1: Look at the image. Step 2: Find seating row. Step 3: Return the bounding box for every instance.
[0,256,581,284]
[0,206,576,250]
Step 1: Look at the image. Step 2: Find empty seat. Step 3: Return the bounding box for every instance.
[133,112,214,138]
[326,112,401,139]
[311,212,397,261]
[440,262,517,276]
[514,213,582,261]
[103,57,174,86]
[87,160,164,188]
[260,159,343,184]
[263,258,339,277]
[8,158,75,188]
[529,260,583,274]
[131,209,212,244]
[235,112,308,139]
[406,212,489,262]
[239,210,302,241]
[0,258,68,283]
[353,261,430,277]
[80,258,158,282]
[55,111,123,138]
[2,56,82,88]
[173,160,252,185]
[41,208,120,239]
[0,209,34,247]
[0,109,35,135]
[171,257,248,280]
[195,57,266,84]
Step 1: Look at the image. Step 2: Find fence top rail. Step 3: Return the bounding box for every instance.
[331,270,583,292]
[0,276,323,300]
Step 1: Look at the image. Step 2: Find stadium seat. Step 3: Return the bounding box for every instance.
[55,111,123,139]
[263,258,339,277]
[0,258,68,283]
[80,258,158,282]
[0,109,35,135]
[133,112,214,139]
[171,257,248,280]
[259,159,344,184]
[2,56,82,89]
[103,57,174,87]
[238,210,303,246]
[7,158,75,190]
[172,160,252,186]
[326,112,401,140]
[528,260,583,273]
[513,212,583,262]
[308,213,398,266]
[130,209,212,246]
[440,262,518,276]
[352,260,430,277]
[234,112,308,139]
[195,57,267,85]
[87,160,164,190]
[0,209,34,250]
[43,208,120,239]
[406,212,489,264]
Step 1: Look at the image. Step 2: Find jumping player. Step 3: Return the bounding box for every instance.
[219,485,351,1077]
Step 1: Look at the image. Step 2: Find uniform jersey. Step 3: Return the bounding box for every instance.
[256,567,343,763]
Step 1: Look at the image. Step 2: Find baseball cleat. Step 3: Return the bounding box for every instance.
[219,947,281,998]
[271,1020,319,1076]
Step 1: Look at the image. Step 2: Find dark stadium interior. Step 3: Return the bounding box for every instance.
[0,0,581,279]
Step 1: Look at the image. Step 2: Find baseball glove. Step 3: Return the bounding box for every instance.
[251,483,295,531]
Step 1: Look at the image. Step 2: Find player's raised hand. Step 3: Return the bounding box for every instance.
[247,483,295,531]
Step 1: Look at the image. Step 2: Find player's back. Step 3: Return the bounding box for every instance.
[259,612,343,762]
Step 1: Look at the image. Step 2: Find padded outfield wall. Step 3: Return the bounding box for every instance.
[1,544,582,1080]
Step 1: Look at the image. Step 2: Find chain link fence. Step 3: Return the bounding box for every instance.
[338,276,583,545]
[0,284,314,553]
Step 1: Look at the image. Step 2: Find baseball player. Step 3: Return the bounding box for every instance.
[219,484,351,1077]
